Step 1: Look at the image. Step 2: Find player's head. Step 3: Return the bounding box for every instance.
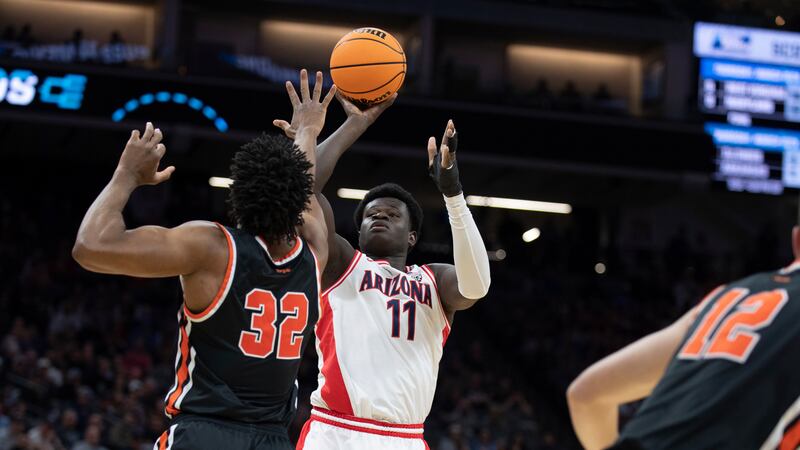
[354,183,423,257]
[228,133,313,243]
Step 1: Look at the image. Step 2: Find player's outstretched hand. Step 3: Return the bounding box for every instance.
[336,91,397,130]
[427,119,462,197]
[116,121,175,186]
[273,69,337,139]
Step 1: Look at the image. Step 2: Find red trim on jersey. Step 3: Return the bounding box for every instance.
[308,408,425,439]
[780,419,800,450]
[421,264,451,330]
[442,325,450,347]
[316,292,354,415]
[313,407,424,429]
[321,251,362,297]
[184,223,234,320]
[296,418,312,449]
[165,322,191,416]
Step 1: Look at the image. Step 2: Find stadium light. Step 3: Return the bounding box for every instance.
[337,188,369,200]
[467,196,572,214]
[209,177,233,188]
[522,227,541,243]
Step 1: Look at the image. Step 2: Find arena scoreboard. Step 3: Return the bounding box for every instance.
[695,22,800,194]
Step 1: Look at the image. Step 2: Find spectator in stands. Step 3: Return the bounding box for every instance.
[530,79,555,110]
[558,80,582,111]
[72,424,107,450]
[18,23,34,48]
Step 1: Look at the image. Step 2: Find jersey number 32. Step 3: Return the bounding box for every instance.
[238,289,309,360]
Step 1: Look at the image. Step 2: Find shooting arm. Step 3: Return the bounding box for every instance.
[566,307,699,450]
[72,171,217,277]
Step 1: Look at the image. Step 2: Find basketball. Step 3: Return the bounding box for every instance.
[329,27,406,107]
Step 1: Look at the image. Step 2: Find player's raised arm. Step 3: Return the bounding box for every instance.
[281,69,338,268]
[72,123,224,278]
[425,120,491,317]
[566,306,701,450]
[274,90,396,192]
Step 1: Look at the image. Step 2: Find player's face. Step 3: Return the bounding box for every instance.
[358,197,416,257]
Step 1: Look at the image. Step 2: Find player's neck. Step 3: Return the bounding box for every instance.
[366,253,407,271]
[265,237,298,262]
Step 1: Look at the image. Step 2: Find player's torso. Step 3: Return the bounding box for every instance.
[166,224,320,425]
[618,266,800,450]
[310,251,451,424]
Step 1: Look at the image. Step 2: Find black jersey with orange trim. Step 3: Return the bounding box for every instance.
[614,265,800,450]
[163,223,320,425]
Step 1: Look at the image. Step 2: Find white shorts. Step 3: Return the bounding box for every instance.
[296,408,429,450]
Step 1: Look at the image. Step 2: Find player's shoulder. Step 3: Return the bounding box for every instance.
[726,266,800,291]
[171,221,230,256]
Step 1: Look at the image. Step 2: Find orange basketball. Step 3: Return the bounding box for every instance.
[330,27,405,107]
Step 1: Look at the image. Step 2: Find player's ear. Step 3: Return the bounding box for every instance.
[407,231,417,249]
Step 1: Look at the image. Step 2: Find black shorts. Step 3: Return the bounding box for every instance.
[154,414,293,450]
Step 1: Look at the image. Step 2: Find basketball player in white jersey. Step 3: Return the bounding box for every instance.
[273,84,491,449]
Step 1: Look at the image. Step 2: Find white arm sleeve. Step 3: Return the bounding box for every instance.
[444,193,491,299]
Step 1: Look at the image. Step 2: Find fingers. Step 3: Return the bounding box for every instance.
[142,121,154,142]
[336,92,359,114]
[370,93,398,115]
[154,143,166,158]
[151,128,163,146]
[300,69,310,102]
[382,93,398,109]
[313,71,323,102]
[154,166,176,184]
[427,136,437,168]
[285,81,300,108]
[273,119,290,131]
[441,144,452,169]
[321,85,337,108]
[129,129,140,142]
[440,119,453,147]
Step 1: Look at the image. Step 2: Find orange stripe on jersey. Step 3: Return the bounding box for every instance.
[166,322,191,415]
[157,430,168,450]
[780,420,800,450]
[184,223,234,320]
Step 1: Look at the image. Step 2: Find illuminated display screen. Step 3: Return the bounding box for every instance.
[0,67,86,110]
[695,22,800,194]
[0,63,287,133]
[707,123,800,195]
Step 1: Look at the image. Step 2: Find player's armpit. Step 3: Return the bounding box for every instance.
[426,263,481,317]
[72,220,226,278]
[300,194,330,271]
[566,307,698,450]
[315,193,355,288]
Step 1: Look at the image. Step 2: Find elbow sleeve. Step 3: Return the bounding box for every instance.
[444,193,491,299]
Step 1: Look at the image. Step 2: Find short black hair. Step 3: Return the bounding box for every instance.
[228,133,313,242]
[354,183,423,234]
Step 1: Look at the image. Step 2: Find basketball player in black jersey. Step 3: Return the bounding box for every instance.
[567,225,800,449]
[73,70,335,449]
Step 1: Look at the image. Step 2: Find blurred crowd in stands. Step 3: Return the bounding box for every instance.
[0,174,786,450]
[0,24,144,66]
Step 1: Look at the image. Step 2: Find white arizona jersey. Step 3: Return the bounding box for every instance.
[310,250,451,424]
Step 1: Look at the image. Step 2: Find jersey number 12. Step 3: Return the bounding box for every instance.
[678,288,788,363]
